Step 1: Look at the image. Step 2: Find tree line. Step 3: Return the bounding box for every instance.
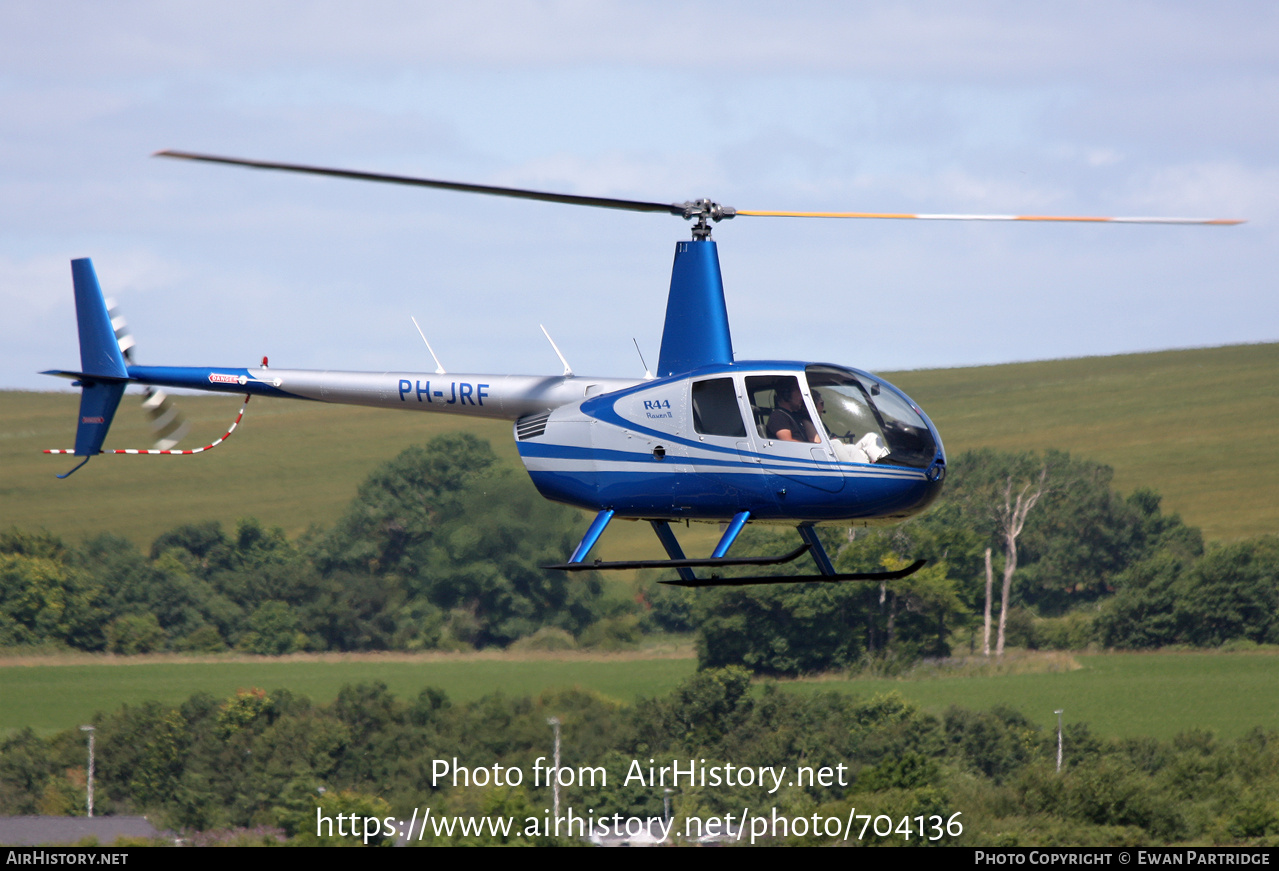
[3,436,1277,673]
[658,448,1278,673]
[1,434,631,657]
[3,671,1277,845]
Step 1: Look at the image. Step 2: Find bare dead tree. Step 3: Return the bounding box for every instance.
[983,547,994,656]
[995,466,1050,656]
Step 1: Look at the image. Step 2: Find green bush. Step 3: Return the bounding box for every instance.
[1032,610,1097,650]
[104,613,166,655]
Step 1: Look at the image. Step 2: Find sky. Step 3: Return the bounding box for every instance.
[2,2,1275,391]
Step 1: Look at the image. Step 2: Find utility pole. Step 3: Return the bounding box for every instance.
[547,717,562,822]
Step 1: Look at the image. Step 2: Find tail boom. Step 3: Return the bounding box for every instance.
[124,366,640,421]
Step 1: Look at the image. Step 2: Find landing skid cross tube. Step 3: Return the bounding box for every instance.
[546,543,812,573]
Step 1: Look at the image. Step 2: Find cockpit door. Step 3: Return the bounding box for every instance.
[745,374,844,494]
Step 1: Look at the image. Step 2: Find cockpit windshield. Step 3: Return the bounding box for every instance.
[805,365,938,469]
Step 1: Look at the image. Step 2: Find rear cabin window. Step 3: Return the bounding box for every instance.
[691,378,747,437]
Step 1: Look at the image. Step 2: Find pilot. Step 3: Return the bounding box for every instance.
[766,381,820,443]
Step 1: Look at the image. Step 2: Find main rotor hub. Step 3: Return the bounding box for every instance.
[676,198,737,239]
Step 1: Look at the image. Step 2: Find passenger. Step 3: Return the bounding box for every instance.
[811,389,835,438]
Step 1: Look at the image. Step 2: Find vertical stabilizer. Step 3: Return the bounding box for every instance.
[73,259,128,379]
[69,259,128,458]
[655,239,734,377]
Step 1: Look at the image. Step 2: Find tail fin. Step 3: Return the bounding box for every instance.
[68,259,129,461]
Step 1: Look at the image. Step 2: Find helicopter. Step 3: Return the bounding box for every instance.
[43,151,1242,586]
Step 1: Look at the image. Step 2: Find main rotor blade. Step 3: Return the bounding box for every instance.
[155,151,1244,226]
[735,209,1245,225]
[155,150,686,216]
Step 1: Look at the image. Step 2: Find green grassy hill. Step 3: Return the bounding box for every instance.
[888,343,1279,540]
[2,342,1275,552]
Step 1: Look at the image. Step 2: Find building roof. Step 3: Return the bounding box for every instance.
[0,816,165,847]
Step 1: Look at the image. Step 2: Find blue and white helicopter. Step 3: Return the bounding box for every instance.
[45,152,1241,586]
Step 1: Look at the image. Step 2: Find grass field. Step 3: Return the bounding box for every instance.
[4,649,1276,742]
[3,342,1275,553]
[0,650,698,736]
[792,650,1279,741]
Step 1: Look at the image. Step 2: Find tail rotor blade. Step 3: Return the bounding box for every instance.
[141,387,190,450]
[106,297,190,450]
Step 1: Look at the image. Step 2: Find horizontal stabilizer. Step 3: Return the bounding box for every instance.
[40,369,128,382]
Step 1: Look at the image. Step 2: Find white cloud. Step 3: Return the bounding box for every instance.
[1127,162,1279,222]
